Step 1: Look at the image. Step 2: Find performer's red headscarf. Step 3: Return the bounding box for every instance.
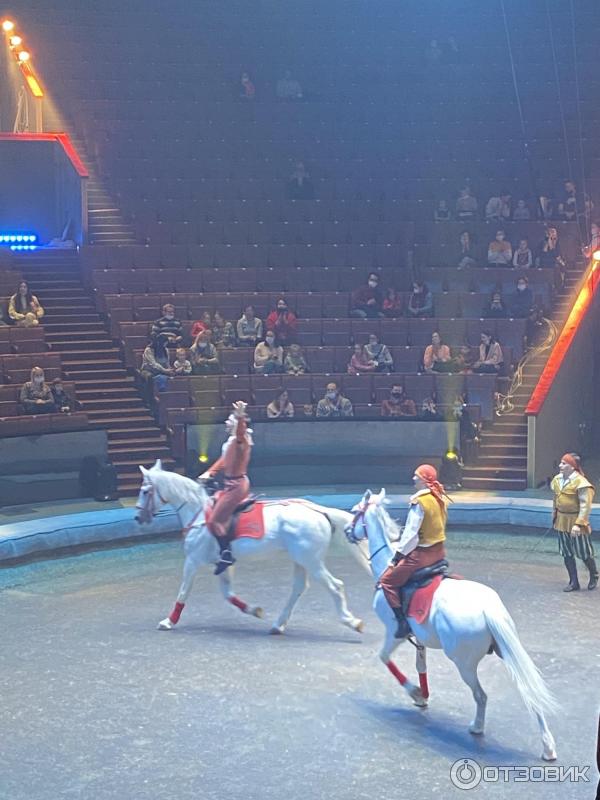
[561,453,582,473]
[415,464,447,509]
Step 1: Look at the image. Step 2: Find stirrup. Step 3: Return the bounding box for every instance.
[214,549,235,576]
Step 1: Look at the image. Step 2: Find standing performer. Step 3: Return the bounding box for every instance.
[380,464,448,638]
[200,401,253,575]
[551,453,598,592]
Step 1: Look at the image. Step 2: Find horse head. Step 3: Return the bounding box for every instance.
[135,459,166,524]
[345,488,387,543]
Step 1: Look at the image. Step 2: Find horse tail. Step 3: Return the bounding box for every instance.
[483,597,559,718]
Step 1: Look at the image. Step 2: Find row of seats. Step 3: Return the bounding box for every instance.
[0,326,49,356]
[0,381,77,417]
[0,354,62,385]
[0,412,90,437]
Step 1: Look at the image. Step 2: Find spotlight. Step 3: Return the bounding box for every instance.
[2,19,15,32]
[9,35,22,47]
[593,250,600,262]
[199,454,209,463]
[18,50,30,62]
[440,449,463,490]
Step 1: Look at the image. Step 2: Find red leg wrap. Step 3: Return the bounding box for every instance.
[386,660,408,686]
[170,602,185,624]
[229,595,248,613]
[419,672,430,699]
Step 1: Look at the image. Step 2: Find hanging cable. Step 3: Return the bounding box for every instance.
[569,0,590,245]
[544,0,574,194]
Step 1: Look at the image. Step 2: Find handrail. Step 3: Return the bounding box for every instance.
[0,132,88,177]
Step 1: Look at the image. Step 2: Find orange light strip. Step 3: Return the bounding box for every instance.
[0,132,89,177]
[2,17,45,98]
[525,262,599,416]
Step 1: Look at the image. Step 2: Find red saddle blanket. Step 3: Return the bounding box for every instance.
[407,575,444,625]
[205,500,266,540]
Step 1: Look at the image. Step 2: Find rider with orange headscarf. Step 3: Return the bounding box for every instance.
[380,464,448,638]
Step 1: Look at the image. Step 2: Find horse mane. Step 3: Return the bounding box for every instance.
[374,503,401,543]
[150,468,208,508]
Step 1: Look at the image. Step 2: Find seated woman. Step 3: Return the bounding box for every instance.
[284,343,308,375]
[472,330,504,374]
[253,331,284,374]
[423,331,452,373]
[9,281,44,327]
[190,330,221,375]
[383,287,403,318]
[140,332,174,395]
[456,231,477,268]
[266,389,295,419]
[482,291,507,319]
[20,366,56,414]
[365,333,394,372]
[406,282,433,318]
[487,230,513,266]
[348,343,377,374]
[212,311,236,349]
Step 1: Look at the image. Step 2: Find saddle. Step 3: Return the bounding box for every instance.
[205,494,266,540]
[400,559,450,618]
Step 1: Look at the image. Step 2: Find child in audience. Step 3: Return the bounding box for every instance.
[51,378,74,412]
[173,347,192,375]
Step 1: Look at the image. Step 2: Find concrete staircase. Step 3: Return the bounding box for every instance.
[16,251,175,495]
[462,265,586,491]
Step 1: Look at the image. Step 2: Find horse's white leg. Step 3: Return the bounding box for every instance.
[158,554,198,630]
[307,563,364,632]
[454,658,488,735]
[270,563,309,635]
[379,624,427,707]
[415,643,430,700]
[218,570,264,620]
[533,710,558,761]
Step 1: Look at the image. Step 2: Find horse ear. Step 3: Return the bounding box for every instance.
[379,488,387,501]
[154,458,162,470]
[139,465,148,476]
[364,489,372,502]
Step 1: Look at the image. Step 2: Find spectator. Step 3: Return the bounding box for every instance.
[473,331,504,374]
[383,287,403,317]
[485,194,511,222]
[236,305,263,346]
[212,311,236,349]
[482,291,508,319]
[9,281,44,327]
[407,281,433,318]
[457,230,477,268]
[455,186,478,221]
[487,230,513,266]
[513,238,533,270]
[535,226,562,269]
[266,389,295,419]
[191,311,212,339]
[141,332,174,393]
[189,330,220,375]
[525,306,545,348]
[151,303,183,345]
[276,70,303,100]
[20,366,56,414]
[266,298,297,346]
[316,382,353,418]
[239,71,255,100]
[350,272,383,319]
[173,347,192,375]
[381,384,417,417]
[51,377,74,413]
[434,199,452,222]
[423,331,452,373]
[509,277,534,318]
[284,343,308,375]
[512,199,531,221]
[421,396,442,421]
[557,180,580,221]
[454,345,475,374]
[451,395,479,451]
[365,333,394,373]
[287,161,314,200]
[348,343,377,374]
[253,331,284,374]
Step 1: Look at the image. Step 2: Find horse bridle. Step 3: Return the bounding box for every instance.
[345,497,390,564]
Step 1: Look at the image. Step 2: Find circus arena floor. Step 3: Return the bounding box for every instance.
[1,508,599,800]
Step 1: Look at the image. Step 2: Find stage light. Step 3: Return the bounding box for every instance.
[18,50,30,62]
[9,35,22,47]
[444,450,458,461]
[593,250,600,262]
[199,454,209,463]
[2,19,15,32]
[0,232,38,245]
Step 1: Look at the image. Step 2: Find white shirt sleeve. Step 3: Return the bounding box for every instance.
[395,503,425,556]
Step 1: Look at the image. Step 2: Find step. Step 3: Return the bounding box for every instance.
[109,438,169,453]
[62,358,124,371]
[48,339,115,351]
[43,314,101,325]
[88,414,157,428]
[111,450,173,466]
[43,322,107,332]
[478,442,528,453]
[475,455,527,468]
[107,426,162,439]
[65,367,128,381]
[73,377,134,389]
[46,332,111,343]
[60,347,122,361]
[77,386,139,399]
[80,397,144,410]
[461,477,527,491]
[462,465,527,478]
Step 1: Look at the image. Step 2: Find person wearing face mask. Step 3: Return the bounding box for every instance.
[365,333,394,373]
[351,273,384,319]
[316,382,353,418]
[407,281,433,318]
[253,330,284,374]
[266,298,297,346]
[51,377,74,413]
[189,330,221,375]
[381,384,417,417]
[512,238,533,270]
[509,277,534,318]
[151,304,183,345]
[20,367,56,414]
[551,453,597,592]
[487,230,513,266]
[484,193,511,222]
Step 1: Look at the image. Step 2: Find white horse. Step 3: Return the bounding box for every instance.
[135,460,364,635]
[345,488,558,761]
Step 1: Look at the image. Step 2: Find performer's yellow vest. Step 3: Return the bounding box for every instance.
[414,491,447,546]
[550,473,594,533]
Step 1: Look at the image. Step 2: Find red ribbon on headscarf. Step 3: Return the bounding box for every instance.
[561,453,582,472]
[415,464,447,509]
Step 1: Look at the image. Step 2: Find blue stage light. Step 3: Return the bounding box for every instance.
[0,232,38,247]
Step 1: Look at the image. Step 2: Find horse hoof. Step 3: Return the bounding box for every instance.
[269,625,285,635]
[542,750,557,762]
[469,725,484,736]
[409,687,428,707]
[250,606,264,619]
[353,619,365,633]
[157,618,174,631]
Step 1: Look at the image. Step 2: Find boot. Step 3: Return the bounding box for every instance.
[214,542,236,575]
[584,557,599,591]
[392,606,411,639]
[563,556,580,592]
